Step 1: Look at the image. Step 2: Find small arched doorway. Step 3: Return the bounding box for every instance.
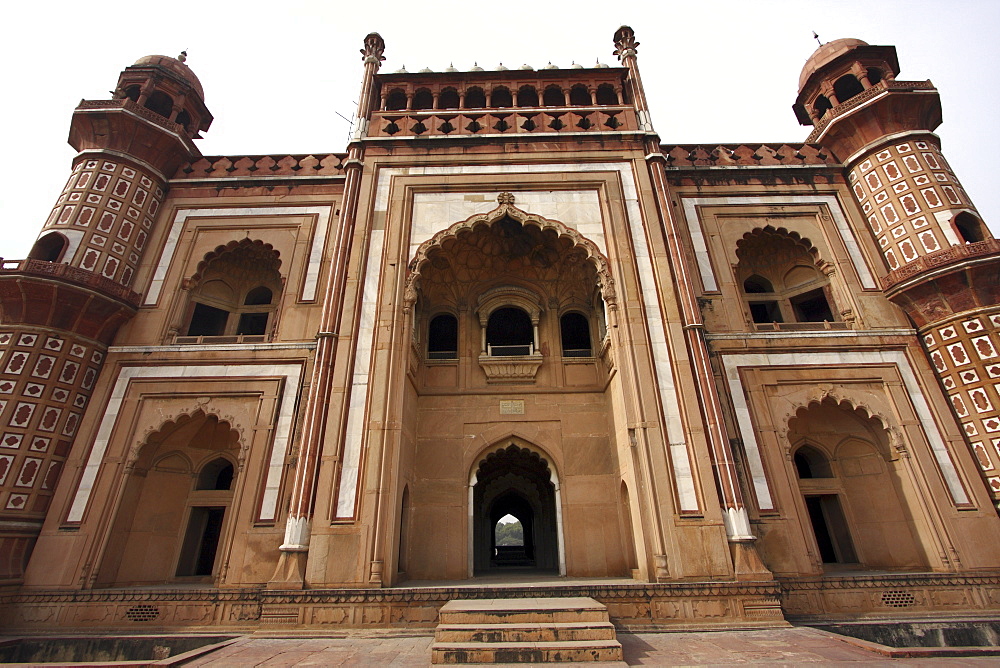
[471,444,562,576]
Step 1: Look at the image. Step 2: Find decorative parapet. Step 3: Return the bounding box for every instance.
[881,239,1000,289]
[806,79,937,143]
[368,105,638,139]
[172,154,347,180]
[660,143,837,168]
[0,258,140,305]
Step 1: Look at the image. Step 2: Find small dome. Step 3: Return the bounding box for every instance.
[798,37,869,91]
[445,63,458,73]
[595,59,609,69]
[395,65,409,73]
[419,66,434,73]
[519,64,533,70]
[132,54,204,99]
[544,62,558,70]
[496,63,509,71]
[471,62,484,72]
[571,61,583,70]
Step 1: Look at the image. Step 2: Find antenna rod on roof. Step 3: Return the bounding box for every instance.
[813,31,822,47]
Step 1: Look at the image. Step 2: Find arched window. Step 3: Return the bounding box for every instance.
[737,229,837,327]
[412,88,433,110]
[833,74,864,104]
[465,86,486,108]
[236,286,273,336]
[794,446,833,479]
[196,458,235,491]
[569,84,591,106]
[174,109,191,131]
[27,232,68,263]
[595,84,618,105]
[866,68,883,86]
[517,86,539,107]
[124,85,141,102]
[438,87,460,109]
[486,307,533,356]
[428,313,458,359]
[182,241,283,342]
[144,91,173,118]
[954,212,986,243]
[491,86,513,108]
[813,95,833,120]
[542,85,565,106]
[385,88,407,111]
[560,312,592,357]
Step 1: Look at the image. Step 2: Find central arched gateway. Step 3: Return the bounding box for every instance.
[470,444,563,576]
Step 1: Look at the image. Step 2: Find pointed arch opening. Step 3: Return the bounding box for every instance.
[180,239,283,343]
[785,397,930,572]
[96,411,241,586]
[28,231,69,263]
[471,443,562,576]
[736,227,837,328]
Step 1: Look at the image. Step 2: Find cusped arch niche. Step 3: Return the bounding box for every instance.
[404,193,616,309]
[404,194,616,382]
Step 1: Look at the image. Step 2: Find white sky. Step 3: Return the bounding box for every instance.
[1,1,997,259]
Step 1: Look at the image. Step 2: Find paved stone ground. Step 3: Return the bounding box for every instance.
[183,627,1000,666]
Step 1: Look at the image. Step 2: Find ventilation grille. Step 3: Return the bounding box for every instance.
[125,604,160,622]
[880,590,916,607]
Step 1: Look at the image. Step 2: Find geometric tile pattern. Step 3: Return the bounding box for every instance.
[921,309,1000,499]
[41,157,163,288]
[849,138,977,271]
[0,328,102,517]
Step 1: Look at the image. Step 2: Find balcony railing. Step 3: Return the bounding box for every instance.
[173,334,267,345]
[0,258,140,305]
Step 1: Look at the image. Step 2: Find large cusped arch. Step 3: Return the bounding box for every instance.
[404,193,616,308]
[467,438,566,577]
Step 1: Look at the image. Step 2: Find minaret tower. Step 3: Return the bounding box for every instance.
[795,39,1000,506]
[0,54,211,582]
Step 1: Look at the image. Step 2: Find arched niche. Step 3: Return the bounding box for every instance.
[95,410,242,586]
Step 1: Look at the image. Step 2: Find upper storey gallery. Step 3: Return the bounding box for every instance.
[366,61,639,139]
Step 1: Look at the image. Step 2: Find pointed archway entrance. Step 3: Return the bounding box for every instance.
[470,444,564,576]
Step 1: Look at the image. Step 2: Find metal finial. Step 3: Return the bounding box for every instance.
[812,32,822,47]
[178,50,188,63]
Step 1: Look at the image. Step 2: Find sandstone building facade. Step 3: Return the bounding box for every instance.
[1,28,999,629]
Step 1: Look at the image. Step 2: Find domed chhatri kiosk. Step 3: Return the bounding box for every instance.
[1,28,999,635]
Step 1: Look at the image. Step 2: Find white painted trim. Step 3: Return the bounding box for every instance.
[721,350,969,511]
[66,362,303,523]
[143,205,334,305]
[336,161,698,517]
[681,195,878,291]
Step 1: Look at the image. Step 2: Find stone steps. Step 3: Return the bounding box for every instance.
[432,597,623,664]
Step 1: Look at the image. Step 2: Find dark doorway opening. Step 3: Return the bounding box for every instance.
[473,444,559,575]
[176,506,226,576]
[805,495,857,564]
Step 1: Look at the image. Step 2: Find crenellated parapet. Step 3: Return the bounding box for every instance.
[173,154,347,180]
[661,143,837,168]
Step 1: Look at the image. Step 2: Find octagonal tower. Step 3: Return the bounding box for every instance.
[796,38,1000,506]
[0,54,211,582]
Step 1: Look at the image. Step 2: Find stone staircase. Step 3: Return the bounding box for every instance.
[431,596,623,664]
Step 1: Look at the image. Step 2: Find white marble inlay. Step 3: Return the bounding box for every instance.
[722,350,970,510]
[144,206,334,305]
[336,229,384,517]
[681,195,878,291]
[336,161,699,516]
[66,362,303,523]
